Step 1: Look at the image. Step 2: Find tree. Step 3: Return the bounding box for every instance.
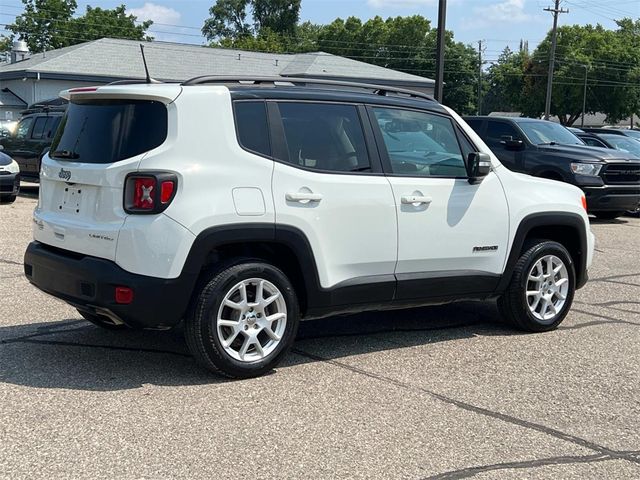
[203,8,479,113]
[202,0,251,41]
[252,0,300,36]
[67,6,151,44]
[313,16,478,113]
[202,0,300,41]
[6,0,152,53]
[8,0,77,52]
[483,47,529,114]
[480,21,640,125]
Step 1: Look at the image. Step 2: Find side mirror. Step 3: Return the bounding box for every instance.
[468,152,492,184]
[500,135,524,150]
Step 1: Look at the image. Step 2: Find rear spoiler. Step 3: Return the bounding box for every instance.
[59,84,183,103]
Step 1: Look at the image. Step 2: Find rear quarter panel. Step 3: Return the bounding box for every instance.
[137,86,276,237]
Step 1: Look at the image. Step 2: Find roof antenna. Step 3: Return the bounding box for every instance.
[139,44,161,84]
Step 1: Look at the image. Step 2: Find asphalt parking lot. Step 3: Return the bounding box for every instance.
[1,189,639,479]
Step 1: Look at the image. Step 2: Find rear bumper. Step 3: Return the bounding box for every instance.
[0,172,20,195]
[582,184,640,212]
[24,241,198,328]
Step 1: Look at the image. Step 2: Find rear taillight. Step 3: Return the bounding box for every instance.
[124,172,177,214]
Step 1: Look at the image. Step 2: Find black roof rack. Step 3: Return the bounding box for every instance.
[181,76,435,102]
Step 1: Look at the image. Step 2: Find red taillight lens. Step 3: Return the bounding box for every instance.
[115,286,134,304]
[160,180,175,204]
[124,173,177,214]
[132,177,156,210]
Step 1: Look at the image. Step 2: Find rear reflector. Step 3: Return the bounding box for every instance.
[581,195,587,211]
[160,180,175,204]
[115,287,134,304]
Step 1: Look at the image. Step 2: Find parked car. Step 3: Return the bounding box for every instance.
[0,150,20,203]
[596,133,640,157]
[0,110,64,181]
[24,79,595,378]
[573,131,640,218]
[464,116,640,220]
[582,128,640,142]
[574,132,612,149]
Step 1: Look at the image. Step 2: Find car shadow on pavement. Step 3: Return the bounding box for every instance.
[589,217,630,225]
[0,301,517,391]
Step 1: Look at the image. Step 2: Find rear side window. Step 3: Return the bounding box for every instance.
[582,136,606,148]
[31,117,49,139]
[276,102,370,173]
[50,99,167,163]
[486,121,521,141]
[234,101,270,156]
[465,118,483,133]
[31,116,59,140]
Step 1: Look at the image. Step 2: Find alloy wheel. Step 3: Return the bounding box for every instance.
[525,255,570,324]
[216,278,287,362]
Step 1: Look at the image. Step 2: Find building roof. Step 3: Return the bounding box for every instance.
[0,38,434,87]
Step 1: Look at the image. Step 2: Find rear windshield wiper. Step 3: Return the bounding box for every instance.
[51,150,79,159]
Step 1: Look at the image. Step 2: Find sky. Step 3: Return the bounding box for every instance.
[1,0,637,57]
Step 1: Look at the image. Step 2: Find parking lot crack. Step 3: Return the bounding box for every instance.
[8,338,192,357]
[0,258,23,266]
[291,348,640,469]
[422,452,614,479]
[568,308,640,328]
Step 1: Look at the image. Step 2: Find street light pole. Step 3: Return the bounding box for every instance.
[434,0,447,103]
[543,0,568,120]
[581,64,588,128]
[477,39,483,115]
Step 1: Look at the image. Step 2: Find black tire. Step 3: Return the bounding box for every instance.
[77,309,129,330]
[593,211,624,220]
[498,240,575,332]
[625,207,640,217]
[185,261,300,378]
[0,194,17,204]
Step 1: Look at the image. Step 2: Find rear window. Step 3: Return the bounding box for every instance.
[50,99,167,163]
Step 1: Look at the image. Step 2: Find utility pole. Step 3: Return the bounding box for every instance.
[581,64,588,128]
[477,40,483,115]
[543,0,568,120]
[434,0,447,102]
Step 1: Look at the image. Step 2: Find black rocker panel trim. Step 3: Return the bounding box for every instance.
[395,271,500,301]
[496,212,588,293]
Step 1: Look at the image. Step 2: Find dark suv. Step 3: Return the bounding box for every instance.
[464,116,640,219]
[0,111,63,181]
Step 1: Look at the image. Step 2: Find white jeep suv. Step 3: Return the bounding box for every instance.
[24,77,595,378]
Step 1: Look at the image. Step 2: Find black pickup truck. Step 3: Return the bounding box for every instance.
[0,110,64,182]
[464,116,640,219]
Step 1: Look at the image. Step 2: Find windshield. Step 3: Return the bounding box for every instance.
[50,99,167,163]
[620,130,640,140]
[518,121,585,146]
[600,134,640,158]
